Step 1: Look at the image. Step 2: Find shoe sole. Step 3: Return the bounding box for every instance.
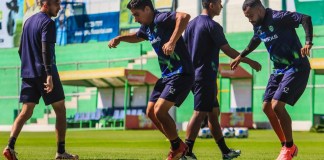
[292,146,298,157]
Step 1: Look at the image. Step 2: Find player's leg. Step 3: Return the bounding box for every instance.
[273,70,309,160]
[159,75,193,160]
[262,101,286,146]
[146,101,166,136]
[43,71,78,160]
[208,107,240,160]
[263,74,286,146]
[146,78,167,136]
[3,103,36,160]
[185,110,207,152]
[3,78,41,160]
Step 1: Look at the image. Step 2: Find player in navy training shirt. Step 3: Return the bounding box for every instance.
[231,0,313,159]
[2,0,78,160]
[108,0,193,159]
[183,0,261,159]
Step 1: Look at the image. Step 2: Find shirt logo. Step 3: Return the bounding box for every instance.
[283,87,289,94]
[169,87,176,94]
[269,25,274,32]
[261,34,278,43]
[150,36,161,45]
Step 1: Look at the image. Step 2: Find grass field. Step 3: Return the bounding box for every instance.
[1,129,324,160]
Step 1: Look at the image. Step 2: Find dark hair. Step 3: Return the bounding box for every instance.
[127,0,154,11]
[39,0,58,7]
[202,0,218,9]
[242,0,263,11]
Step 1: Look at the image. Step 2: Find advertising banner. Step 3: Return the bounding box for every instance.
[0,0,19,48]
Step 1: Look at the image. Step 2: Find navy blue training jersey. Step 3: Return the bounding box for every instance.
[19,12,56,78]
[136,11,193,78]
[253,8,310,73]
[184,15,228,81]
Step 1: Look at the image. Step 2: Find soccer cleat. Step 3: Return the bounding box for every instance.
[276,144,298,160]
[3,146,18,160]
[166,141,188,160]
[55,152,79,160]
[181,152,197,160]
[223,149,241,160]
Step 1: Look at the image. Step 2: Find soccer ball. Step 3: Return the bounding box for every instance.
[234,127,248,138]
[222,127,235,138]
[198,127,212,138]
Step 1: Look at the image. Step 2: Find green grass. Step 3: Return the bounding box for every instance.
[1,130,324,159]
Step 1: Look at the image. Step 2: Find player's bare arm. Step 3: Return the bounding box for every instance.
[108,32,145,48]
[221,44,261,71]
[162,12,190,55]
[300,14,313,57]
[230,37,261,70]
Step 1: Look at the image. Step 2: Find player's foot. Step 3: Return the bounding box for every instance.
[166,140,188,160]
[181,152,197,160]
[55,152,79,160]
[3,146,18,160]
[276,144,298,160]
[223,149,241,160]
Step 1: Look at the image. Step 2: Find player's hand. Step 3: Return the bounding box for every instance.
[230,55,243,70]
[44,75,53,93]
[108,37,120,48]
[301,44,312,57]
[162,41,175,55]
[249,60,262,72]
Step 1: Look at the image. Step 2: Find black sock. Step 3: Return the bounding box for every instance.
[8,137,16,150]
[217,137,231,154]
[170,137,181,150]
[285,140,294,148]
[57,141,65,154]
[281,142,285,147]
[185,139,195,155]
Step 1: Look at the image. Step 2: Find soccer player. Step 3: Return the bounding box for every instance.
[2,0,78,160]
[231,0,313,159]
[108,0,193,159]
[182,0,261,159]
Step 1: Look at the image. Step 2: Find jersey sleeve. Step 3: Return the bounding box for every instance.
[155,11,176,29]
[273,10,303,28]
[41,20,56,43]
[136,25,148,40]
[209,22,228,47]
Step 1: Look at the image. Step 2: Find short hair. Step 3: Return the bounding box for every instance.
[39,0,58,7]
[127,0,154,11]
[242,0,263,11]
[202,0,218,9]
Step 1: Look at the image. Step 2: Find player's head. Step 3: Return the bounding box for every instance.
[202,0,223,16]
[127,0,155,25]
[39,0,61,17]
[242,0,265,25]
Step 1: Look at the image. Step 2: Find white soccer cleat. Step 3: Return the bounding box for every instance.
[55,152,79,160]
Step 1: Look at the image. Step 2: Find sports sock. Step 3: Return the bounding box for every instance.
[170,137,181,150]
[8,137,16,150]
[217,137,231,154]
[185,139,195,155]
[57,141,66,154]
[285,140,294,148]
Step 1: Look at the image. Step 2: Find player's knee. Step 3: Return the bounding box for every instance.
[54,106,66,116]
[194,111,207,121]
[146,108,154,119]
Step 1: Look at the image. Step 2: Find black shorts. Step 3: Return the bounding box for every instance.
[263,69,310,106]
[149,74,194,107]
[19,71,65,105]
[192,80,219,112]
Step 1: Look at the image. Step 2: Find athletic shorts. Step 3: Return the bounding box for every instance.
[19,71,65,105]
[263,69,310,106]
[192,80,219,112]
[149,74,194,107]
